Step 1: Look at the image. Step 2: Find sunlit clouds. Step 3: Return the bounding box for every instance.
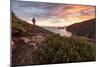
[11,1,96,27]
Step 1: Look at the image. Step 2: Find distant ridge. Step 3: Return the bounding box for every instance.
[66,18,96,39]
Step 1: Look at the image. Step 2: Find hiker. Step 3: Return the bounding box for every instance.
[32,17,36,26]
[32,17,36,36]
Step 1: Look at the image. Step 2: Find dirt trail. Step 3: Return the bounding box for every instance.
[11,34,45,66]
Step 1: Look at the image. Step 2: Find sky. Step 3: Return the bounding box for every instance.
[11,0,96,27]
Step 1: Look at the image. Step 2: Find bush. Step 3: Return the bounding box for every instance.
[34,35,96,64]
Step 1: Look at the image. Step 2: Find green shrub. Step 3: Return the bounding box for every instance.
[35,35,96,64]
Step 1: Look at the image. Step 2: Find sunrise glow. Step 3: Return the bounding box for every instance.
[12,1,96,27]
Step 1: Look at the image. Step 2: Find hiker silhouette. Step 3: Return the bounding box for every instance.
[32,17,36,26]
[32,17,36,35]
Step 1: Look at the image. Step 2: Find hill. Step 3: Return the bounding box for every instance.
[33,35,96,64]
[12,12,54,37]
[11,12,54,66]
[66,18,96,39]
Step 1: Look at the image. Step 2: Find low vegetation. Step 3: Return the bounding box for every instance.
[35,35,96,64]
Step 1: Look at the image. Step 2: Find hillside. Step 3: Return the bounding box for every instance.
[66,18,96,39]
[11,12,54,66]
[33,35,96,64]
[12,12,54,37]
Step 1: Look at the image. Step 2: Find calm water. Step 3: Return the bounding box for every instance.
[42,26,72,37]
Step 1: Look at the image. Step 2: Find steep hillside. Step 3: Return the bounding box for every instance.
[11,12,54,66]
[66,18,96,39]
[12,12,54,37]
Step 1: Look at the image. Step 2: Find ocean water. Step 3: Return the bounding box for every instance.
[42,26,72,37]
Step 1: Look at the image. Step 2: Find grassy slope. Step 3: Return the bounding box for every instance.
[35,35,96,64]
[11,12,54,66]
[66,18,96,39]
[12,12,54,37]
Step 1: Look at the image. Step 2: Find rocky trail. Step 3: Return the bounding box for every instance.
[11,34,45,66]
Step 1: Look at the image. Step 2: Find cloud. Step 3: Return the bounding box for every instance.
[11,1,96,26]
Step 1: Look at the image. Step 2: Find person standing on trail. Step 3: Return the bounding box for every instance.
[32,17,37,45]
[32,17,36,26]
[32,17,36,35]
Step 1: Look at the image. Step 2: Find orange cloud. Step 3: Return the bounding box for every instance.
[53,5,95,22]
